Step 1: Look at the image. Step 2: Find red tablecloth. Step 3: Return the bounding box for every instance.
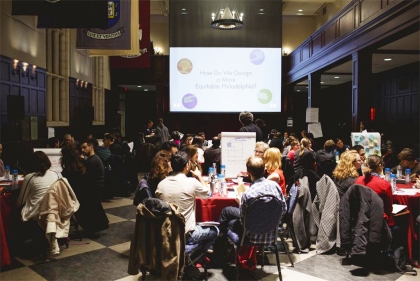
[393,183,420,261]
[195,195,239,222]
[0,193,14,267]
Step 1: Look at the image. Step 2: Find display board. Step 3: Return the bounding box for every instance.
[221,132,256,178]
[33,148,62,173]
[351,132,381,157]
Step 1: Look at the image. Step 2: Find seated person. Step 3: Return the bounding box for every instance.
[203,137,221,174]
[355,155,394,226]
[334,138,350,157]
[17,151,60,222]
[218,156,286,243]
[350,144,366,176]
[391,148,420,179]
[155,151,218,252]
[263,148,286,196]
[333,150,361,199]
[293,138,316,175]
[315,139,336,178]
[237,142,269,182]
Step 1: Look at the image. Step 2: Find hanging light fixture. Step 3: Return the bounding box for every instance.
[211,5,244,30]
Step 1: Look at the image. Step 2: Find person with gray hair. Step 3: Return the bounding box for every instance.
[238,111,263,141]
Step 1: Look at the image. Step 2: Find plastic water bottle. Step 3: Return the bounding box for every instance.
[208,167,214,178]
[220,165,226,177]
[335,151,340,162]
[384,168,391,182]
[218,174,227,196]
[397,165,402,178]
[212,163,217,178]
[12,169,18,188]
[390,174,396,193]
[4,165,11,180]
[405,169,411,185]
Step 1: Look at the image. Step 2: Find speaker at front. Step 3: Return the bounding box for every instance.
[7,95,25,119]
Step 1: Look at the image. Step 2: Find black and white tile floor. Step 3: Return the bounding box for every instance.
[1,197,418,281]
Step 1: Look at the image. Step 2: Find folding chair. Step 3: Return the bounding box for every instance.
[226,194,287,281]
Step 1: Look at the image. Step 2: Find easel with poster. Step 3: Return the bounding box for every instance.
[351,132,381,157]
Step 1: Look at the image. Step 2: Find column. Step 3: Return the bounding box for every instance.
[352,51,373,132]
[307,72,321,108]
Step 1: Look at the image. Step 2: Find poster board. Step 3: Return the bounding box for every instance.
[351,132,381,157]
[306,108,319,123]
[221,132,256,178]
[308,123,323,138]
[33,148,62,173]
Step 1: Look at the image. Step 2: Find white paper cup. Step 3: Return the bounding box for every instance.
[237,177,243,185]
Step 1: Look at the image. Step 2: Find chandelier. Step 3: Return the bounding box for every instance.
[211,6,244,30]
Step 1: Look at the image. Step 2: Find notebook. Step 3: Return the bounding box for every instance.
[392,204,407,214]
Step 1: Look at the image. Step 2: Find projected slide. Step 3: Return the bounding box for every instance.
[170,47,282,113]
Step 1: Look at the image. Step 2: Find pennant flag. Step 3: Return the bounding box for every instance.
[109,0,150,68]
[77,0,139,56]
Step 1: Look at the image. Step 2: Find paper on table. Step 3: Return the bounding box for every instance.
[392,204,407,214]
[393,188,419,196]
[237,183,246,196]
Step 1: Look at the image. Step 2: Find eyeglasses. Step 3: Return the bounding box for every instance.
[254,150,264,154]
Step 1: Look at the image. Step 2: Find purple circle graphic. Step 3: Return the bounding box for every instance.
[249,49,265,65]
[182,93,197,109]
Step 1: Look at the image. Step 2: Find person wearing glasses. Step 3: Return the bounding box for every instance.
[332,150,362,199]
[237,142,269,181]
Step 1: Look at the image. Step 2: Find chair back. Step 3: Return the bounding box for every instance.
[242,194,284,242]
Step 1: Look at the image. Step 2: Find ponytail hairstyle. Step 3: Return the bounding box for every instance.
[299,138,310,156]
[363,155,383,182]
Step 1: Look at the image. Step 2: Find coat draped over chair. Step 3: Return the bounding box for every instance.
[311,175,340,254]
[128,198,186,281]
[38,178,80,254]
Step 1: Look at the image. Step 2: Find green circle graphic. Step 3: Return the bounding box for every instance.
[257,89,272,104]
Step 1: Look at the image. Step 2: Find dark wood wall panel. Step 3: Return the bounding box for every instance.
[312,34,322,54]
[339,9,354,37]
[375,61,419,149]
[324,23,337,46]
[360,0,382,22]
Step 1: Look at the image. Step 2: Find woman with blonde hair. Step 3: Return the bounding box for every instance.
[355,155,393,226]
[263,147,286,195]
[332,150,362,198]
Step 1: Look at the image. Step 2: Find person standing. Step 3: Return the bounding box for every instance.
[80,139,109,236]
[238,111,263,142]
[203,137,221,174]
[155,118,170,147]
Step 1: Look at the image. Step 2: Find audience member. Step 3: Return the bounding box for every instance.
[192,136,205,165]
[218,156,286,268]
[155,118,170,146]
[156,151,217,252]
[144,120,154,136]
[203,137,221,174]
[103,133,123,157]
[198,132,208,147]
[17,151,60,221]
[170,131,182,148]
[255,118,269,142]
[301,130,307,139]
[315,139,336,178]
[293,138,316,175]
[134,150,173,206]
[80,139,109,235]
[287,139,300,165]
[181,145,202,176]
[159,141,179,154]
[268,130,284,152]
[334,138,350,157]
[61,134,73,148]
[61,146,109,237]
[237,142,269,181]
[355,155,393,226]
[47,137,60,148]
[332,150,361,198]
[391,148,420,179]
[351,144,366,176]
[282,132,289,146]
[181,135,194,148]
[238,111,263,142]
[263,148,286,195]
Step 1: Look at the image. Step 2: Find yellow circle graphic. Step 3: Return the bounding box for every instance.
[177,58,193,74]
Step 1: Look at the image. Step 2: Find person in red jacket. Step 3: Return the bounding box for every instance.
[355,155,394,226]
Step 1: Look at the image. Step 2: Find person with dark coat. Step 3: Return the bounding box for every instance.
[79,139,109,236]
[203,137,221,174]
[316,139,336,178]
[238,111,263,142]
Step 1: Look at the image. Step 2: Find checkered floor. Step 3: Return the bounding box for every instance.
[0,197,418,281]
